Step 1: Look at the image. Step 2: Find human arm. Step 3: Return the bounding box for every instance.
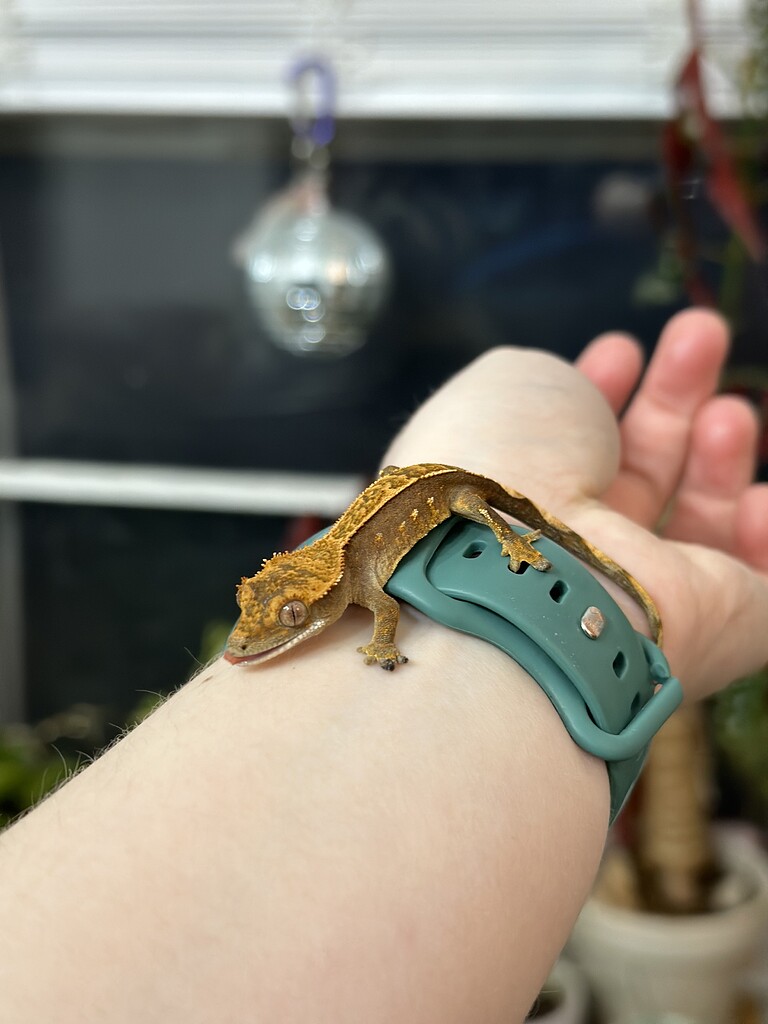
[0,611,608,1023]
[0,309,765,1023]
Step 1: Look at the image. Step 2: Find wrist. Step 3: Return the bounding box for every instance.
[558,502,664,640]
[385,515,680,823]
[209,601,611,832]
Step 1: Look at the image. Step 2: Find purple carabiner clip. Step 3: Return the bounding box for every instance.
[288,57,336,149]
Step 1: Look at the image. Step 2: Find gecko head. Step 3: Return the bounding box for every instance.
[223,550,344,666]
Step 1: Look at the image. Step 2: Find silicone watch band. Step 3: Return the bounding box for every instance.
[383,517,683,823]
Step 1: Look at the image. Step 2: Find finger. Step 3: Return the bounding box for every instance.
[575,332,645,415]
[663,394,760,551]
[735,484,768,572]
[600,308,731,526]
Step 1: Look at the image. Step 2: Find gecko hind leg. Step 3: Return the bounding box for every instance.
[480,480,663,644]
[450,487,551,572]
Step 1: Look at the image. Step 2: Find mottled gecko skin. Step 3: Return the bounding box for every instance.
[224,463,662,670]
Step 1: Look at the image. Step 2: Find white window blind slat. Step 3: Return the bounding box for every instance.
[0,0,750,117]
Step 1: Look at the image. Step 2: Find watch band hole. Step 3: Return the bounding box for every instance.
[613,651,627,678]
[463,542,486,559]
[549,580,569,603]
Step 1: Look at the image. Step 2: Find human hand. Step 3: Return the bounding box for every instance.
[383,309,768,699]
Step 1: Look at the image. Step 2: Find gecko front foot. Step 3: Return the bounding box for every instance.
[501,529,551,573]
[357,642,409,671]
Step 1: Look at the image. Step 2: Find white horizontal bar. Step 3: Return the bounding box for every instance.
[0,0,746,119]
[0,459,365,518]
[0,81,685,119]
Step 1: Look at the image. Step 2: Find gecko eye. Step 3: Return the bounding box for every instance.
[279,600,308,627]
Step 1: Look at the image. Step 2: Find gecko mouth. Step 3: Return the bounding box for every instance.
[224,620,325,666]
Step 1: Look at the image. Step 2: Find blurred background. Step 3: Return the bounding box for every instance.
[0,0,766,828]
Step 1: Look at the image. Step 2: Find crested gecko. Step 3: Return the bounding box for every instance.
[224,463,661,670]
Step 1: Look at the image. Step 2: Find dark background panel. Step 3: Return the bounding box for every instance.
[0,116,763,719]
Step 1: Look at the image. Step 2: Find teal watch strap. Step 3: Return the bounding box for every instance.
[383,517,683,824]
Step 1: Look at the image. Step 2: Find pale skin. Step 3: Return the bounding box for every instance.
[0,309,766,1023]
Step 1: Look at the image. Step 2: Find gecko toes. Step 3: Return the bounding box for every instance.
[380,654,408,670]
[358,643,408,669]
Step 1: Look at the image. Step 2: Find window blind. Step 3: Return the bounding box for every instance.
[0,0,749,117]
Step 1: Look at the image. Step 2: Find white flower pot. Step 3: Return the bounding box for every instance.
[531,958,590,1024]
[568,830,768,1024]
